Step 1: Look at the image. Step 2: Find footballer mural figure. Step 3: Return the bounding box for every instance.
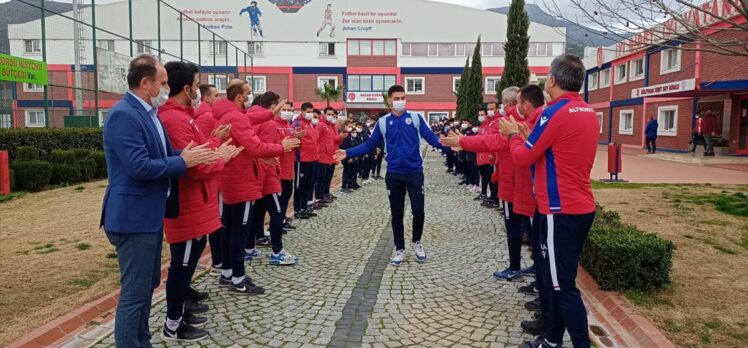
[240,1,265,37]
[316,3,336,38]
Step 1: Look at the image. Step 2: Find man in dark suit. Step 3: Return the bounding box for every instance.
[101,54,217,348]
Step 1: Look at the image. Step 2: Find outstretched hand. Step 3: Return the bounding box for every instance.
[334,149,347,162]
[439,130,462,148]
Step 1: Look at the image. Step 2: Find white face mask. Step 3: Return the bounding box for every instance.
[487,110,496,117]
[280,111,293,120]
[351,132,358,137]
[326,115,336,123]
[460,124,469,130]
[356,127,363,133]
[304,112,314,121]
[243,94,253,109]
[478,116,485,123]
[499,104,506,116]
[346,127,353,132]
[366,122,373,127]
[150,83,170,108]
[191,88,201,109]
[311,118,319,125]
[391,100,407,112]
[453,121,460,127]
[472,127,479,133]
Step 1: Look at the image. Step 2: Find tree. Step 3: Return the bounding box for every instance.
[499,0,531,94]
[381,91,391,113]
[466,36,484,124]
[454,57,471,120]
[315,83,344,107]
[538,0,748,57]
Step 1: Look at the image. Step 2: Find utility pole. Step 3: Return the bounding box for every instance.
[72,0,84,115]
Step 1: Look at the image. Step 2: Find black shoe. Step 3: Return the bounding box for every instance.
[473,195,486,201]
[255,236,271,246]
[533,311,542,320]
[161,322,209,342]
[218,275,231,288]
[446,169,453,173]
[524,297,541,312]
[295,212,310,220]
[313,202,328,210]
[184,299,209,314]
[183,311,209,328]
[305,210,318,217]
[187,287,209,303]
[282,228,289,235]
[520,336,561,348]
[518,282,538,295]
[321,198,334,204]
[228,278,265,295]
[283,222,297,230]
[521,318,548,336]
[483,201,496,208]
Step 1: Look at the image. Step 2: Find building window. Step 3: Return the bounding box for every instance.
[319,42,335,56]
[401,43,411,56]
[455,43,466,56]
[247,76,266,94]
[630,58,645,81]
[660,48,681,74]
[23,83,44,92]
[248,42,263,56]
[348,40,360,55]
[599,68,611,87]
[618,110,634,135]
[452,77,461,93]
[348,75,395,92]
[427,43,438,57]
[211,41,227,56]
[208,75,228,93]
[384,40,396,56]
[411,43,428,56]
[360,40,373,55]
[614,63,628,85]
[657,105,678,136]
[135,40,152,54]
[597,112,604,134]
[359,75,372,91]
[317,76,338,90]
[485,77,501,95]
[588,72,598,90]
[98,40,114,51]
[98,109,109,127]
[428,112,449,123]
[405,77,425,94]
[24,39,41,54]
[25,109,45,128]
[438,43,454,57]
[0,114,11,128]
[528,43,552,56]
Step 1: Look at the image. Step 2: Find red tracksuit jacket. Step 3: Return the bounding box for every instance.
[248,105,283,196]
[317,118,343,165]
[294,117,320,163]
[476,115,500,166]
[509,92,598,215]
[158,99,225,243]
[194,101,218,137]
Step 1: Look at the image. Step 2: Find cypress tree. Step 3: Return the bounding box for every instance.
[466,36,483,124]
[499,0,530,94]
[455,57,471,120]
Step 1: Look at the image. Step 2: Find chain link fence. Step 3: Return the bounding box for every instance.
[4,0,257,129]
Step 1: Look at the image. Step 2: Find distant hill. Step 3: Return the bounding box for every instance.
[0,0,77,54]
[488,4,622,56]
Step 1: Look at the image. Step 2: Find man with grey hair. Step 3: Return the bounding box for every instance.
[500,53,598,348]
[102,54,218,347]
[500,86,520,115]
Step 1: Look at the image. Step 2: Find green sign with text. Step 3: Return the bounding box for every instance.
[0,53,47,85]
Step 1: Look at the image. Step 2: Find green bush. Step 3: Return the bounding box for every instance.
[15,146,39,161]
[0,128,103,161]
[10,160,53,191]
[581,205,675,293]
[9,168,15,190]
[72,148,92,160]
[51,162,81,185]
[89,151,107,178]
[76,158,96,182]
[50,149,78,164]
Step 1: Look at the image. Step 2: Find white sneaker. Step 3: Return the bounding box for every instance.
[264,229,270,238]
[414,241,427,262]
[391,249,405,266]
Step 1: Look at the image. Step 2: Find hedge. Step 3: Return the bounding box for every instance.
[10,160,53,191]
[50,149,78,164]
[77,158,97,181]
[15,146,39,161]
[581,205,675,293]
[51,162,81,185]
[89,151,107,178]
[0,128,103,161]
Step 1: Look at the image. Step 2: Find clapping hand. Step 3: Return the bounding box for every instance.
[180,141,218,168]
[499,116,520,136]
[217,139,243,162]
[293,127,307,139]
[212,124,232,141]
[518,122,531,140]
[282,136,301,151]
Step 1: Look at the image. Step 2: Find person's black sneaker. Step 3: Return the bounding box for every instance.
[520,336,562,348]
[305,210,318,217]
[473,194,486,201]
[228,278,265,295]
[483,201,496,208]
[161,321,209,342]
[446,169,453,173]
[533,311,542,320]
[524,297,541,312]
[313,202,328,209]
[184,299,209,314]
[187,287,209,303]
[283,222,297,230]
[255,236,271,246]
[518,282,538,295]
[295,212,310,220]
[218,275,231,288]
[321,198,334,204]
[521,318,548,335]
[183,311,209,328]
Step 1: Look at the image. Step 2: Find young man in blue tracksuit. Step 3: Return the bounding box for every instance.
[336,85,446,265]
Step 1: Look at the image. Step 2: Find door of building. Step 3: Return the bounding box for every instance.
[738,98,748,154]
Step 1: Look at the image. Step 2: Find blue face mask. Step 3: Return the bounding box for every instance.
[443,126,450,133]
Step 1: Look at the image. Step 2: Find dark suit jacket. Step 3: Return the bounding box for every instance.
[100,92,186,234]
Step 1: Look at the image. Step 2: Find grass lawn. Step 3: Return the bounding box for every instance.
[593,182,748,348]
